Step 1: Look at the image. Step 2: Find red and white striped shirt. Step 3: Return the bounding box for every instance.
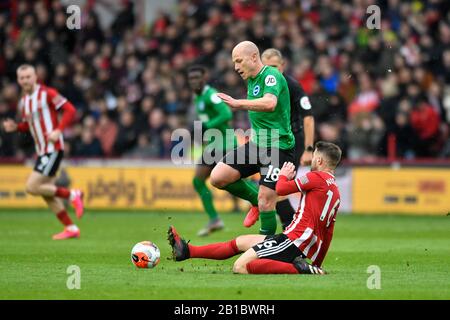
[277,171,340,267]
[18,85,68,156]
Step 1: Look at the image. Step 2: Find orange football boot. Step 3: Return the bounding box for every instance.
[243,205,260,228]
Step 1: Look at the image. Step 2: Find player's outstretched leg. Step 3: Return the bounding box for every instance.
[210,163,259,222]
[167,226,190,261]
[245,257,326,275]
[168,226,245,261]
[222,178,260,228]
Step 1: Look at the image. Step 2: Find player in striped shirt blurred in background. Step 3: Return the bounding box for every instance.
[2,64,84,240]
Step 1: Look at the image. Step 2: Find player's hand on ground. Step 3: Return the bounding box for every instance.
[300,151,313,166]
[2,119,18,132]
[47,129,61,143]
[280,162,296,180]
[217,93,240,109]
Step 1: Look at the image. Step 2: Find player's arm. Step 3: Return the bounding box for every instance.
[204,93,233,129]
[276,162,319,195]
[47,102,76,143]
[218,71,281,112]
[301,115,315,165]
[276,175,299,196]
[2,100,29,133]
[56,101,76,131]
[47,88,77,143]
[2,118,28,133]
[303,116,314,148]
[276,162,298,196]
[295,92,314,153]
[290,80,315,165]
[217,92,277,112]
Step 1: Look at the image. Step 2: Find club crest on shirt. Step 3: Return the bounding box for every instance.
[253,85,260,96]
[299,175,309,184]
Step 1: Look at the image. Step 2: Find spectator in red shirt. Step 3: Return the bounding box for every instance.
[348,73,380,117]
[231,0,259,21]
[410,97,441,157]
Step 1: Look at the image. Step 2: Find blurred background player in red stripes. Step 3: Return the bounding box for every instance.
[2,64,84,240]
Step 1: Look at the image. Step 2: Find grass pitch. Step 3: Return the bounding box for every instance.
[0,210,449,300]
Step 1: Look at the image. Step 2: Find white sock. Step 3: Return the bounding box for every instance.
[66,225,79,232]
[69,190,77,201]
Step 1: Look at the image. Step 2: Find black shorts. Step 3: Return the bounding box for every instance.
[33,151,64,177]
[222,142,294,190]
[252,233,305,263]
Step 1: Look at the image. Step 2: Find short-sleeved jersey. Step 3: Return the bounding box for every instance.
[283,171,340,267]
[284,73,313,134]
[247,66,295,150]
[194,85,236,151]
[18,85,66,156]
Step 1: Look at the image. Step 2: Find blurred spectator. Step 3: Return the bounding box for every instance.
[95,113,119,157]
[393,108,417,159]
[348,73,380,117]
[410,98,441,157]
[0,0,449,162]
[318,60,339,94]
[0,100,15,156]
[124,133,159,158]
[232,0,260,21]
[346,112,386,160]
[147,108,170,157]
[65,116,101,157]
[113,109,138,156]
[73,129,103,157]
[293,59,316,95]
[111,2,135,37]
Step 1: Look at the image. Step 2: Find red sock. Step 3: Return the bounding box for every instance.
[56,210,73,226]
[55,187,70,199]
[246,259,299,274]
[188,239,240,260]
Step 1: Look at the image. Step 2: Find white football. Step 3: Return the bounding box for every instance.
[131,241,160,268]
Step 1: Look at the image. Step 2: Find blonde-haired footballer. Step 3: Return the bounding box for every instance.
[2,64,84,240]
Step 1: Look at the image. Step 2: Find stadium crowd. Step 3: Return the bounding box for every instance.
[0,0,449,161]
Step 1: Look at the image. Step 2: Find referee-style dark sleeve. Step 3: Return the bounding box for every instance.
[288,77,313,118]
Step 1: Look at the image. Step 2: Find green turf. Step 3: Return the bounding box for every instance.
[0,210,449,299]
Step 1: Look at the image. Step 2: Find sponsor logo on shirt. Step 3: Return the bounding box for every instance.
[265,75,277,87]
